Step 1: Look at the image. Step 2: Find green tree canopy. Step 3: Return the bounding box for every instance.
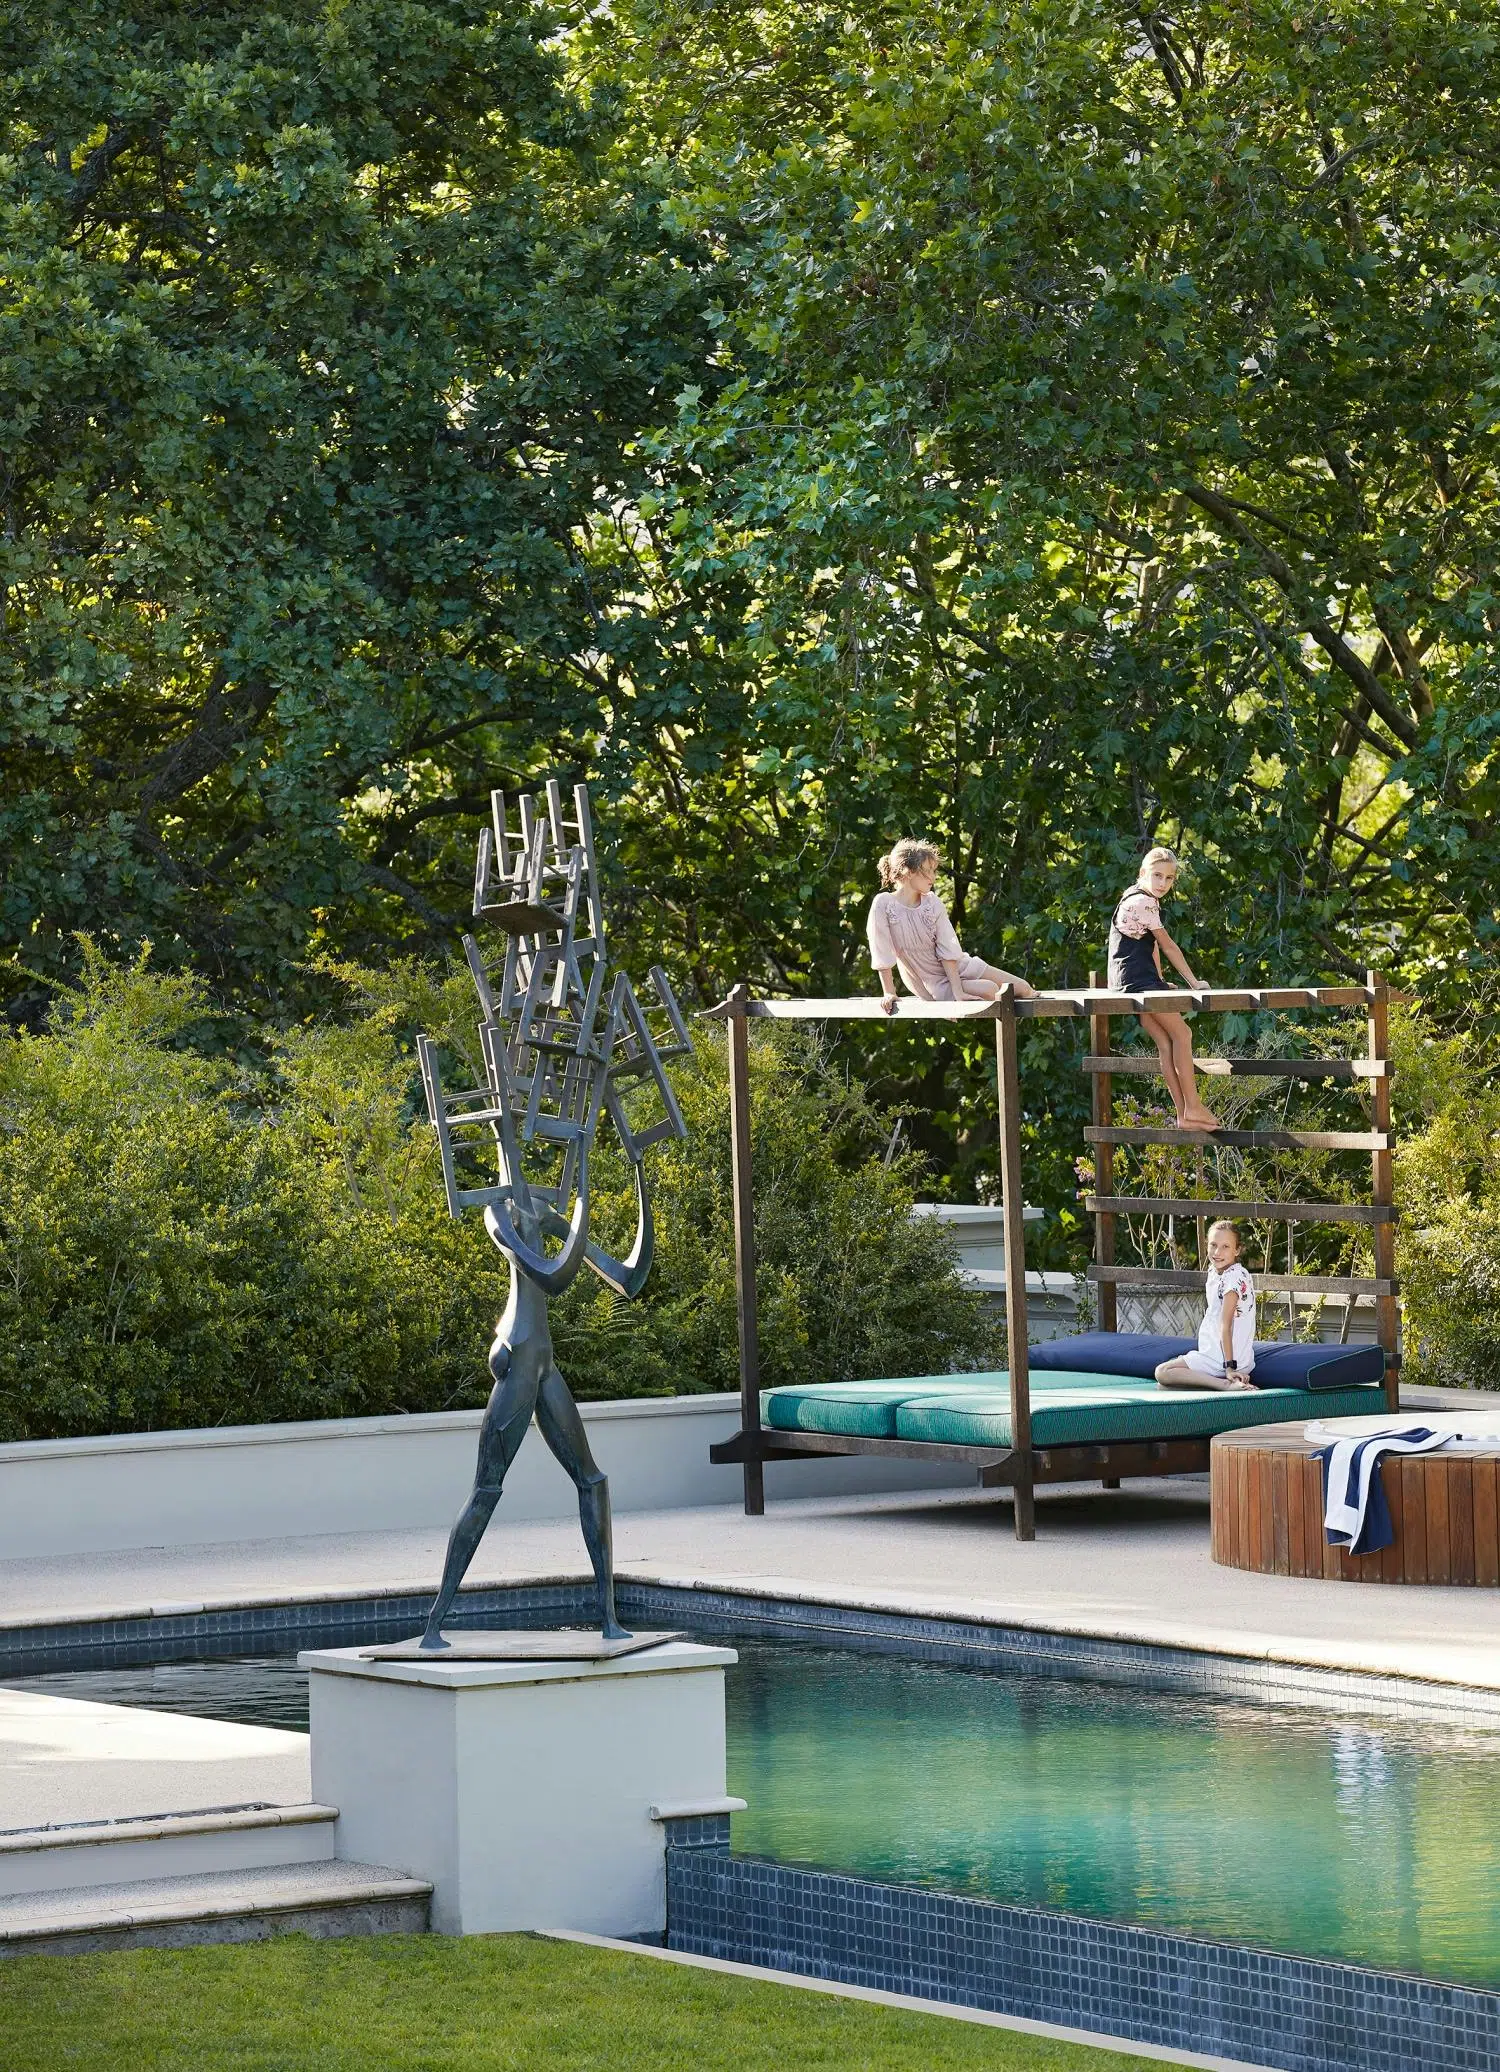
[0,0,725,1016]
[5,0,1497,1208]
[612,0,1500,1002]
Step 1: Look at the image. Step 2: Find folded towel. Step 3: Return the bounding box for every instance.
[1313,1425,1449,1556]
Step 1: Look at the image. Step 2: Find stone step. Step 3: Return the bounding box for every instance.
[0,1802,339,1898]
[0,1859,431,1956]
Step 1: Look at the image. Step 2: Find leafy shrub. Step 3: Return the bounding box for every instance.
[553,1024,1000,1394]
[0,952,995,1441]
[1391,1011,1500,1392]
[0,947,505,1442]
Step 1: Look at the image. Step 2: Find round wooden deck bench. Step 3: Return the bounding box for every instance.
[1211,1418,1500,1584]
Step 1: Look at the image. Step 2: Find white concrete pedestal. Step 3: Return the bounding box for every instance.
[300,1637,738,1937]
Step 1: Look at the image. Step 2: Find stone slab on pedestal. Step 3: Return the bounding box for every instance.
[361,1628,685,1663]
[300,1636,737,1937]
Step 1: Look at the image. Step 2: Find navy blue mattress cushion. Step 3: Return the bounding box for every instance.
[1030,1332,1183,1378]
[1028,1331,1386,1391]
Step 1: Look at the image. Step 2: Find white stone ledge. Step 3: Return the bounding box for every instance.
[648,1797,746,1822]
[298,1639,737,1692]
[0,1392,744,1468]
[0,1804,337,1856]
[0,1862,431,1939]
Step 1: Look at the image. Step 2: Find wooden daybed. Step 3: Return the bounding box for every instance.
[703,976,1401,1542]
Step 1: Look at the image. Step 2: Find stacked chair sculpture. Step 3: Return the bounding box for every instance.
[415,783,691,1648]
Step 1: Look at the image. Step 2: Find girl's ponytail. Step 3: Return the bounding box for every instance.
[878,839,940,890]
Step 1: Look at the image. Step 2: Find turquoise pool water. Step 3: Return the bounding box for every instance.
[726,1644,1500,1988]
[13,1640,1500,1986]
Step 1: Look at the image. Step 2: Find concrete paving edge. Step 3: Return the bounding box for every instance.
[542,1928,1280,2072]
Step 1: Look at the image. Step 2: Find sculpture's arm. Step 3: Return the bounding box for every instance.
[483,1174,590,1295]
[543,1154,655,1300]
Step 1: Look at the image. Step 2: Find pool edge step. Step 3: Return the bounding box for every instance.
[0,1859,431,1955]
[0,1802,339,1898]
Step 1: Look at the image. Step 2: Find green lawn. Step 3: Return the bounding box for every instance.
[0,1933,1183,2070]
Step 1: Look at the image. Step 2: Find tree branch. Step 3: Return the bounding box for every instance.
[1230,598,1408,762]
[1136,12,1188,103]
[1309,928,1367,980]
[1370,607,1435,722]
[1181,483,1420,748]
[360,865,458,932]
[69,123,148,222]
[138,669,277,812]
[368,792,492,867]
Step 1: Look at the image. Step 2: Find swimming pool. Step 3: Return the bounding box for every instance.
[13,1638,1500,1987]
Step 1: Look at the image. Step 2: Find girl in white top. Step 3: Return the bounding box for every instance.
[1156,1221,1257,1392]
[868,840,1035,1010]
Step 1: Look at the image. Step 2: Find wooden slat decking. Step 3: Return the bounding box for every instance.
[702,984,1377,1024]
[1086,1265,1397,1297]
[1085,1195,1397,1226]
[1081,1055,1391,1079]
[1083,1125,1392,1151]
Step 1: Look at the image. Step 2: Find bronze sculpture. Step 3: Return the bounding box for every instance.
[415,782,691,1649]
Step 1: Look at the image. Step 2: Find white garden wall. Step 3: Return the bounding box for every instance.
[0,1211,1102,1564]
[0,1394,971,1561]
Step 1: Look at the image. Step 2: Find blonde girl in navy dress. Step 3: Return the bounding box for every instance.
[1107,846,1219,1131]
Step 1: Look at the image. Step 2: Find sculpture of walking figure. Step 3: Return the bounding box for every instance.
[415,782,691,1651]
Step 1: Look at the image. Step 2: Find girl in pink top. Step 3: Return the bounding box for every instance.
[868,841,1034,1012]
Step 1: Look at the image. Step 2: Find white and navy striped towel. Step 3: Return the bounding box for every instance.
[1303,1420,1489,1557]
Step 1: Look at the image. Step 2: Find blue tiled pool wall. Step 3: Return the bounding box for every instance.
[661,1819,1500,2072]
[621,1582,1500,1724]
[5,1578,1500,1725]
[0,1581,586,1676]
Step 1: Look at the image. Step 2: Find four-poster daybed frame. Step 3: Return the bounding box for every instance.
[703,975,1401,1542]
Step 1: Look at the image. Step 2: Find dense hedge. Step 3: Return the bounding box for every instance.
[1393,1013,1500,1393]
[553,1020,999,1399]
[0,951,997,1443]
[8,949,1486,1439]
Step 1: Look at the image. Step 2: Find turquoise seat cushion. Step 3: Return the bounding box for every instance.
[761,1372,1007,1438]
[893,1378,1386,1448]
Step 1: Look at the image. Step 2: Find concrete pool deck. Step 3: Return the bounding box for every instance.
[3,1475,1498,1693]
[0,1688,309,1828]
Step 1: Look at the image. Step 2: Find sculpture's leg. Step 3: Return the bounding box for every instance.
[536,1366,630,1640]
[420,1343,537,1649]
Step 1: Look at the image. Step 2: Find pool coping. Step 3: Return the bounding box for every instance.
[4,1574,1500,1724]
[3,1571,1500,1722]
[5,1545,1497,1694]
